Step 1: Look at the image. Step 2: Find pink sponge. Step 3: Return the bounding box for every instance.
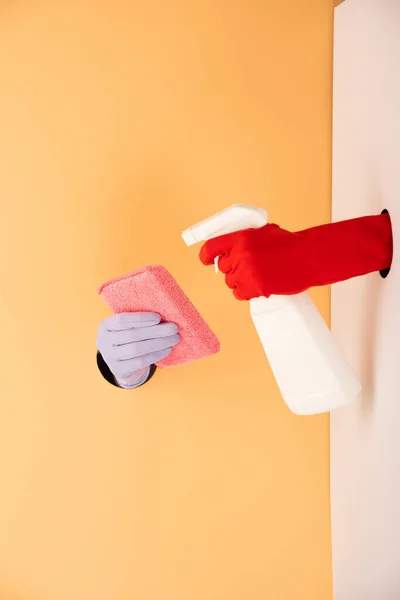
[97,265,220,368]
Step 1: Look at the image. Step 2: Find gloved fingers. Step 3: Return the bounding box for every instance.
[217,252,233,274]
[106,323,179,347]
[102,312,161,332]
[225,266,254,300]
[112,334,180,362]
[232,287,251,301]
[224,271,238,290]
[199,231,241,266]
[112,348,173,379]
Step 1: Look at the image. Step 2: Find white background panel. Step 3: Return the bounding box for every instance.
[331,0,400,599]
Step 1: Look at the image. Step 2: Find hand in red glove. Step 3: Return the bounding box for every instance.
[199,212,393,300]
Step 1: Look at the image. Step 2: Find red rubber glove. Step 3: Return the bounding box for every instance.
[199,212,393,300]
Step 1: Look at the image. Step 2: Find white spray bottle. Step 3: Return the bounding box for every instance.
[182,204,361,415]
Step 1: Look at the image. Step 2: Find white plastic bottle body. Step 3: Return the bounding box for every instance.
[182,204,362,415]
[250,295,361,415]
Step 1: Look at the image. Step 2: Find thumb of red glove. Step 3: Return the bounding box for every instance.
[199,213,393,300]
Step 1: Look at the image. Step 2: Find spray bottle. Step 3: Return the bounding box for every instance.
[182,204,361,415]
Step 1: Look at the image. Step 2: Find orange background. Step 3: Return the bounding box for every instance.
[0,1,334,599]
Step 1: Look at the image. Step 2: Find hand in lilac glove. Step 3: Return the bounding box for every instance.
[97,313,180,389]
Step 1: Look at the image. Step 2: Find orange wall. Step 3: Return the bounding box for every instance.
[0,2,333,599]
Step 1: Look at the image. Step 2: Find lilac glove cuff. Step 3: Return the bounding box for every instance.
[96,352,156,389]
[115,367,151,389]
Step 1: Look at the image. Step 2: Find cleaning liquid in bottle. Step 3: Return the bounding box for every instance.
[182,204,361,415]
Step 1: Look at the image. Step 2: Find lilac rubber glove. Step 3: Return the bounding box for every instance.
[97,312,180,389]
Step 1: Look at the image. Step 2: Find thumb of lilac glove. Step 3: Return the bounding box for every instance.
[97,312,180,389]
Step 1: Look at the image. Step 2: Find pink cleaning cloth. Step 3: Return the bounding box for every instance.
[97,264,220,368]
